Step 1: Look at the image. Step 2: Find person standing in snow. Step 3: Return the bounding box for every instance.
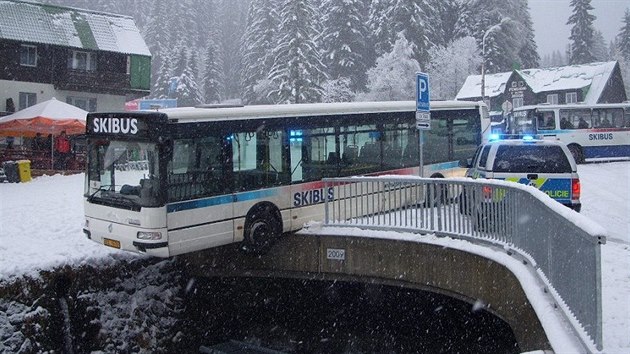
[54,130,71,170]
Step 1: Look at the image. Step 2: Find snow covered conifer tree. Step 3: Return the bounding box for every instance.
[567,0,597,65]
[360,33,421,101]
[592,30,609,61]
[203,38,225,104]
[143,0,172,96]
[388,0,434,67]
[367,0,394,60]
[615,9,630,97]
[457,0,538,72]
[240,0,279,104]
[426,36,481,100]
[435,0,461,46]
[152,49,173,99]
[217,0,250,100]
[320,0,369,92]
[268,0,327,104]
[617,9,630,61]
[515,0,540,68]
[173,47,203,107]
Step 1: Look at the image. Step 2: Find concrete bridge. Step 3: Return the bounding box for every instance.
[185,176,605,353]
[183,232,550,352]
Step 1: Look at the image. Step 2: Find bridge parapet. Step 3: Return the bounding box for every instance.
[323,176,606,352]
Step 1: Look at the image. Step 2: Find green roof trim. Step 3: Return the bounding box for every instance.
[71,12,97,50]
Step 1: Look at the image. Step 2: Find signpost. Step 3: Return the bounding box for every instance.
[416,72,430,177]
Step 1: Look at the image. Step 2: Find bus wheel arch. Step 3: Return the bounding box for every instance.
[567,144,584,164]
[241,202,282,255]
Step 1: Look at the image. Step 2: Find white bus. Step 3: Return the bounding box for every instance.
[508,103,630,163]
[83,101,490,257]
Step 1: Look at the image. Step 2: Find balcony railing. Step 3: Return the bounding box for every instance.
[54,69,132,92]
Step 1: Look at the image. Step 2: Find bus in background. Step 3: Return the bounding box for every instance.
[83,101,489,257]
[508,103,630,163]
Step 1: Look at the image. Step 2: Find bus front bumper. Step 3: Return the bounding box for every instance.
[84,219,170,258]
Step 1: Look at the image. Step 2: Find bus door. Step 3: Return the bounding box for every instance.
[231,128,291,234]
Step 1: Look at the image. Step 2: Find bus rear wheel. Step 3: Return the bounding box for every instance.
[242,205,280,255]
[568,144,584,164]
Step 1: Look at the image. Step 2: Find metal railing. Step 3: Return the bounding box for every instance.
[323,176,606,351]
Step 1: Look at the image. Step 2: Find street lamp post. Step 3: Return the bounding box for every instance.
[481,18,511,108]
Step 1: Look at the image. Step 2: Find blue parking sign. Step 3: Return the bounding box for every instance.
[416,72,430,112]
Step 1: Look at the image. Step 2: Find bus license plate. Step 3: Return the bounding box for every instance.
[103,238,121,249]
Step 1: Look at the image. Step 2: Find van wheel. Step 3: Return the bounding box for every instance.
[242,206,280,255]
[568,144,584,164]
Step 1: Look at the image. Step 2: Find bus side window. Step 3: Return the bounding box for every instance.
[537,112,555,130]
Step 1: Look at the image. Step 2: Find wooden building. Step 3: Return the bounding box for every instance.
[456,61,628,116]
[0,0,151,116]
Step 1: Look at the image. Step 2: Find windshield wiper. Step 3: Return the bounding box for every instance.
[107,193,141,207]
[88,185,116,202]
[88,185,141,208]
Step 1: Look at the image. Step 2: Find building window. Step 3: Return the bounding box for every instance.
[19,92,37,110]
[68,50,97,71]
[512,97,523,109]
[566,92,578,104]
[547,94,558,105]
[67,96,97,112]
[20,45,37,67]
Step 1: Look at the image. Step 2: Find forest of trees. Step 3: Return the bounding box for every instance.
[41,0,629,104]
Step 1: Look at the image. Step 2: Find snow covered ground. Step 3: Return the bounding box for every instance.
[0,162,628,352]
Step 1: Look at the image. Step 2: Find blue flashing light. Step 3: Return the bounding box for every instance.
[522,135,534,141]
[289,130,303,143]
[489,133,501,141]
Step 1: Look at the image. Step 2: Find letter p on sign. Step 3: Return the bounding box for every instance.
[416,72,430,112]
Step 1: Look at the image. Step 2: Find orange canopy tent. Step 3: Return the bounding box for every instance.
[0,98,88,170]
[0,98,87,137]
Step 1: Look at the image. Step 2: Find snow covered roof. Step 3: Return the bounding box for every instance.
[455,72,513,100]
[456,61,618,104]
[519,61,617,105]
[0,0,150,57]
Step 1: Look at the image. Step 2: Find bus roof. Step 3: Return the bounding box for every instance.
[513,102,630,112]
[142,100,485,123]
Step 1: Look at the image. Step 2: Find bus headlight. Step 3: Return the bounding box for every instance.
[137,231,162,240]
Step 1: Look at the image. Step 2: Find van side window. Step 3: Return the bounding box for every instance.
[477,145,491,170]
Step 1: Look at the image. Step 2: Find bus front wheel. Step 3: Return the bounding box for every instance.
[242,205,281,255]
[568,144,584,164]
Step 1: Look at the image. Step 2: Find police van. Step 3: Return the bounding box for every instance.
[461,136,581,212]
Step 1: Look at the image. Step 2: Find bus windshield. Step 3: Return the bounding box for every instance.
[509,110,536,134]
[85,139,161,208]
